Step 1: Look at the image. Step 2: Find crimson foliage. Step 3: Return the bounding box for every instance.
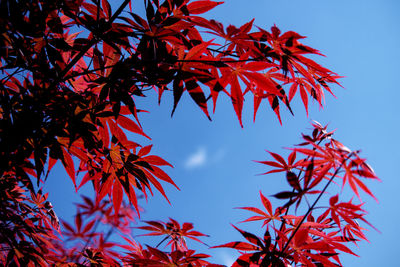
[0,0,378,266]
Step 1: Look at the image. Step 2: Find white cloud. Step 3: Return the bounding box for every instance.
[184,147,207,169]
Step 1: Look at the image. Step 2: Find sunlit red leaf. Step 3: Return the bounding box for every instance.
[61,147,76,190]
[187,1,224,15]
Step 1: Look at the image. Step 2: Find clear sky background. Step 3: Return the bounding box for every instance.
[45,0,400,266]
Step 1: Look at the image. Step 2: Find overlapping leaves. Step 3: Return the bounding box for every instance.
[0,0,374,266]
[214,123,379,266]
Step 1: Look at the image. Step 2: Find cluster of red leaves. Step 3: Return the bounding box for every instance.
[0,180,59,265]
[214,122,379,266]
[0,0,340,216]
[48,197,218,266]
[0,0,377,266]
[136,218,209,252]
[120,218,222,267]
[44,195,135,266]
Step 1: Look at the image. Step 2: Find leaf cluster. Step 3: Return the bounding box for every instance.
[0,0,377,266]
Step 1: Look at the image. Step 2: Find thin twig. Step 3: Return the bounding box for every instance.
[281,152,354,253]
[273,139,323,252]
[156,236,169,248]
[55,0,130,83]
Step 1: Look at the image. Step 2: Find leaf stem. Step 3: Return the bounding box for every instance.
[156,236,169,248]
[281,152,353,253]
[56,0,130,83]
[273,139,323,252]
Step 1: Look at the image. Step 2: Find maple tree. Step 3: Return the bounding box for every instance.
[0,0,379,266]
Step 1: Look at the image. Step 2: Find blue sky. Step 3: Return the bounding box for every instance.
[45,0,400,266]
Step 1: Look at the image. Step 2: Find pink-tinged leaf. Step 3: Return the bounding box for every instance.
[62,221,75,233]
[293,228,309,247]
[112,178,123,215]
[266,150,287,167]
[301,222,331,229]
[108,120,128,143]
[138,145,152,157]
[148,166,180,190]
[331,242,359,256]
[23,167,36,178]
[116,116,150,139]
[288,82,298,102]
[309,164,331,189]
[75,213,82,231]
[185,78,211,120]
[299,84,309,116]
[331,211,341,229]
[210,77,224,114]
[348,176,361,201]
[239,18,255,33]
[4,77,21,92]
[98,173,114,202]
[231,224,263,248]
[291,148,325,158]
[260,169,285,175]
[354,168,378,179]
[354,177,378,202]
[304,251,338,267]
[131,13,149,29]
[48,157,57,173]
[295,54,332,74]
[142,169,171,204]
[142,155,173,167]
[187,1,223,15]
[61,147,76,190]
[185,40,214,60]
[279,30,305,40]
[291,60,317,89]
[253,93,262,123]
[230,75,244,127]
[260,191,273,215]
[82,2,106,18]
[244,61,275,72]
[212,241,259,251]
[147,246,170,262]
[69,146,89,162]
[172,78,184,116]
[240,215,270,224]
[243,72,281,95]
[329,195,339,206]
[78,172,101,191]
[255,160,284,168]
[231,254,254,267]
[127,184,140,217]
[82,219,96,235]
[236,206,267,216]
[101,0,111,18]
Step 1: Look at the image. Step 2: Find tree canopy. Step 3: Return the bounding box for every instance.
[0,0,379,266]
